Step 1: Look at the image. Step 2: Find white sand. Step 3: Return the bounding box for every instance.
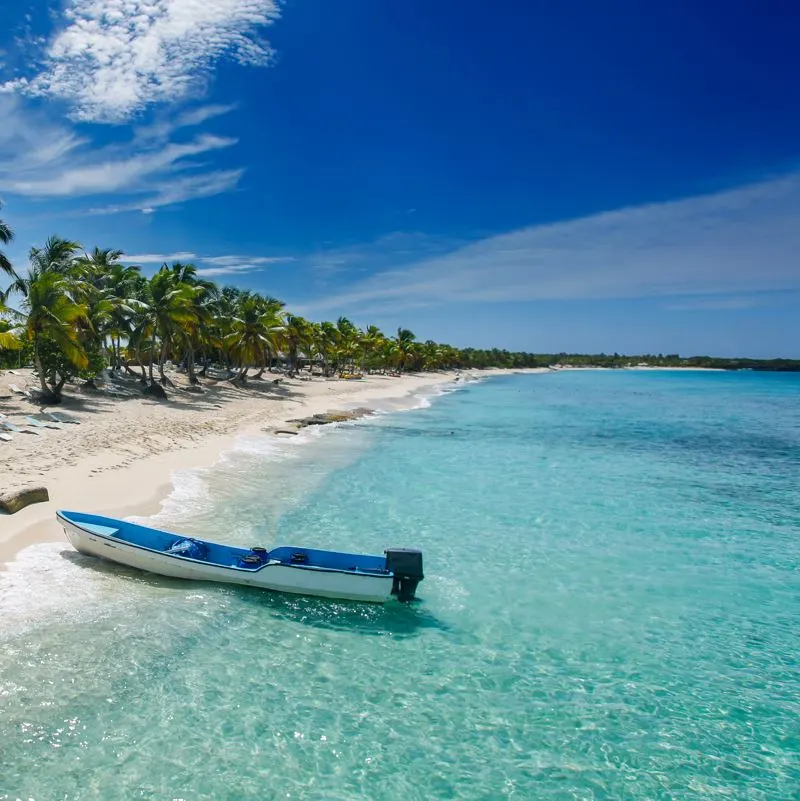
[0,367,542,563]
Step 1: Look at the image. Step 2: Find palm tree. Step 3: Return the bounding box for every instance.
[315,321,339,377]
[136,269,198,386]
[360,324,384,373]
[335,317,359,375]
[284,314,312,377]
[0,296,22,353]
[0,201,15,279]
[19,271,89,401]
[226,294,283,382]
[28,237,83,279]
[160,262,218,384]
[395,327,416,372]
[253,297,285,379]
[102,262,142,371]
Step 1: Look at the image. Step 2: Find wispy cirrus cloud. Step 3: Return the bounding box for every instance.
[196,263,270,277]
[0,95,243,212]
[665,297,764,311]
[2,0,280,123]
[298,173,800,314]
[202,255,294,266]
[8,133,236,197]
[123,252,293,275]
[196,255,294,276]
[124,252,198,263]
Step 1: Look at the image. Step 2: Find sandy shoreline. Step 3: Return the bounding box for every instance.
[0,368,545,565]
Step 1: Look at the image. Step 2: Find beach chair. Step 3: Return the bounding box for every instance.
[26,415,63,430]
[42,411,80,425]
[0,420,41,436]
[9,384,32,400]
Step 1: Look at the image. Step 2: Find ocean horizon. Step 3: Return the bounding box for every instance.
[1,370,799,799]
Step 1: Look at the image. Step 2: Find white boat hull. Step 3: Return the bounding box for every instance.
[61,519,394,603]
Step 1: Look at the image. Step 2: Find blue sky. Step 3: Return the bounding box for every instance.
[1,0,798,357]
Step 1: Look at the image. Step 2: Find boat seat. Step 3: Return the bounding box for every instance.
[81,523,121,537]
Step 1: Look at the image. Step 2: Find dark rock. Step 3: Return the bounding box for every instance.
[0,486,49,514]
[287,408,374,428]
[143,382,168,399]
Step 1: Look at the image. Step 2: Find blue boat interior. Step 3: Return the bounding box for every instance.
[58,510,390,574]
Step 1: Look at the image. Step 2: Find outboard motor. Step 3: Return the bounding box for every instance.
[384,548,424,602]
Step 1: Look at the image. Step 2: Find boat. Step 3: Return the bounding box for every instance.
[56,510,424,604]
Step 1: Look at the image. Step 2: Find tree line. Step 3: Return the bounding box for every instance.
[1,212,797,404]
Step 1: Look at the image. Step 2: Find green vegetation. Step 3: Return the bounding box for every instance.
[1,226,798,398]
[0,234,482,401]
[457,351,800,371]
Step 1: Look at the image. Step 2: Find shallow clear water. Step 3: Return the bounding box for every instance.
[2,371,799,800]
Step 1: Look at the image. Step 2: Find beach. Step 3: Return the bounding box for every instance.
[1,369,798,799]
[0,367,541,564]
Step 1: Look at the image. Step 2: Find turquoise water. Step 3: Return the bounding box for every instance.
[2,371,799,799]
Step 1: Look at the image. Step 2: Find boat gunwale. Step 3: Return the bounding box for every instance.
[56,512,393,580]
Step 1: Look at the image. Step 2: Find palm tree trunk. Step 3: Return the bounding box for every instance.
[148,339,156,383]
[134,345,146,382]
[158,343,167,384]
[186,345,198,384]
[254,347,269,380]
[34,340,52,399]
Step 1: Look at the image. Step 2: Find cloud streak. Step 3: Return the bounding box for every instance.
[300,173,800,313]
[123,252,293,275]
[3,0,281,123]
[124,252,197,263]
[196,263,269,277]
[0,96,244,211]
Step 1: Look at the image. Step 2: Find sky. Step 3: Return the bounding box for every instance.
[0,0,798,358]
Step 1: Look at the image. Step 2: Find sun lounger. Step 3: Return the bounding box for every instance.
[26,415,63,430]
[0,421,40,435]
[42,411,80,424]
[9,384,32,399]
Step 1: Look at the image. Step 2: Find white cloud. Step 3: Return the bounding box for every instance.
[88,168,244,214]
[7,134,236,197]
[3,0,281,123]
[0,95,244,211]
[196,263,266,276]
[196,255,294,276]
[134,103,238,143]
[665,297,763,311]
[122,252,293,273]
[201,255,294,266]
[124,252,197,263]
[300,173,800,313]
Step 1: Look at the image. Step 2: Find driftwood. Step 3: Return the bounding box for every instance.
[0,486,50,514]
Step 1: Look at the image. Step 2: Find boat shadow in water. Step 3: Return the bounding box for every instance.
[234,584,449,638]
[59,550,448,638]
